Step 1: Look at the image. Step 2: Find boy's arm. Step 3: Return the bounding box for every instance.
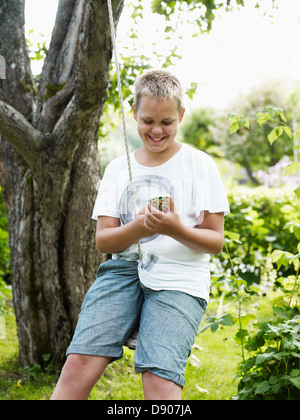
[171,211,224,255]
[144,197,224,255]
[95,213,153,254]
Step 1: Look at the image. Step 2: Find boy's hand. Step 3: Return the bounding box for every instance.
[133,207,155,239]
[144,196,182,236]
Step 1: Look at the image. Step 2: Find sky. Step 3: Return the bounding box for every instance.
[25,0,300,110]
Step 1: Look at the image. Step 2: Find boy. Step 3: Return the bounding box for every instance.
[51,70,229,400]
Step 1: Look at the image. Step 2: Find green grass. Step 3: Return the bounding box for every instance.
[0,305,240,400]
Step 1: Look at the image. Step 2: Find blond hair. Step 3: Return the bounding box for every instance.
[134,69,184,115]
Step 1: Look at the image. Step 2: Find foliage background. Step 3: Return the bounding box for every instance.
[1,0,300,400]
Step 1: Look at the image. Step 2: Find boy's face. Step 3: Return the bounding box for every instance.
[133,95,185,155]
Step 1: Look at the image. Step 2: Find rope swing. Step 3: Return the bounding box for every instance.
[107,0,141,350]
[107,0,142,261]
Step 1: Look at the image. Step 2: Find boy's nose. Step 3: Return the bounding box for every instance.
[151,126,163,135]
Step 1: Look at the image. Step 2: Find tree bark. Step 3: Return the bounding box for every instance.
[0,0,123,368]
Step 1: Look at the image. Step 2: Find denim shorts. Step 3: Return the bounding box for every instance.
[66,259,207,388]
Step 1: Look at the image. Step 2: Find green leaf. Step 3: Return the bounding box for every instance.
[255,381,270,395]
[283,125,293,139]
[210,322,219,333]
[266,105,284,118]
[294,225,300,240]
[267,127,278,144]
[256,307,275,323]
[198,324,212,334]
[290,369,300,378]
[294,187,300,199]
[272,250,294,268]
[229,121,240,134]
[234,329,248,346]
[256,353,272,365]
[284,161,300,176]
[271,383,281,393]
[219,314,234,326]
[256,112,271,126]
[185,82,198,100]
[239,314,256,329]
[280,112,287,122]
[289,376,300,390]
[269,375,278,385]
[225,230,242,244]
[283,221,300,239]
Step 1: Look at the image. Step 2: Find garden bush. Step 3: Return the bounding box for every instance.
[221,186,300,285]
[205,183,300,399]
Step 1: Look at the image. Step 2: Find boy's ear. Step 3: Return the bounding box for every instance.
[132,104,138,121]
[179,107,186,123]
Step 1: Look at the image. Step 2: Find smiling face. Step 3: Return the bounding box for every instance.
[133,95,185,160]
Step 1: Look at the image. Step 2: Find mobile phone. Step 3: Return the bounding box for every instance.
[150,196,170,213]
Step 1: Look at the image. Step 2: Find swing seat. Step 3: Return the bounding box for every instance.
[125,327,139,350]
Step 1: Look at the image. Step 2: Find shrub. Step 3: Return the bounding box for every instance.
[235,301,300,400]
[220,186,300,286]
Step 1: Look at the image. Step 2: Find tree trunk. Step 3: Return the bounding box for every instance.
[0,0,123,368]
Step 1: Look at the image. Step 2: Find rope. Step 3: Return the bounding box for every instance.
[107,0,142,260]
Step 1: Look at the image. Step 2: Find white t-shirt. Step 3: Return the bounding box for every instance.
[92,143,229,302]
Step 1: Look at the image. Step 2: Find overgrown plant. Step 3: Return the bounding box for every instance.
[200,108,300,400]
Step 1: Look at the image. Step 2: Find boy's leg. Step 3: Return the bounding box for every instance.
[142,371,181,400]
[52,259,142,400]
[135,286,207,399]
[51,354,111,400]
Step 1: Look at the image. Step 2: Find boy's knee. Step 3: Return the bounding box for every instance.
[62,354,111,381]
[142,371,182,400]
[59,354,87,383]
[65,354,88,371]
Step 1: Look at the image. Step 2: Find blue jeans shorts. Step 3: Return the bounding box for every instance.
[66,259,207,388]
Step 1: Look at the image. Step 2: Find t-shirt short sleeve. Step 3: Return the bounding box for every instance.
[91,161,120,220]
[193,153,230,217]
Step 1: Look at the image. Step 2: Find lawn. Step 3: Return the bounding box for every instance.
[0,305,240,400]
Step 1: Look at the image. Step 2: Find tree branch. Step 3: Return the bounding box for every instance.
[51,0,124,154]
[76,0,124,110]
[0,100,47,170]
[40,0,77,85]
[0,0,34,122]
[36,0,85,132]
